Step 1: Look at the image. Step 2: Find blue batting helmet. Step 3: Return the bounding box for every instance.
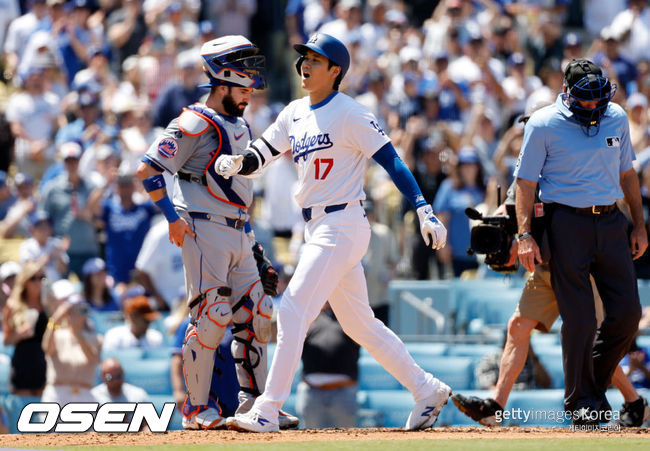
[562,58,616,136]
[293,33,350,79]
[199,35,266,89]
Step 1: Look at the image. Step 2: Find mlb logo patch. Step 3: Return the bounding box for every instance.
[158,138,178,158]
[606,136,620,147]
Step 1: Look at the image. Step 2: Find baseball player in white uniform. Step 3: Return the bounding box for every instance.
[216,33,452,432]
[136,36,297,430]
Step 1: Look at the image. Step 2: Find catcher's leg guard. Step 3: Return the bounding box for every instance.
[183,287,232,406]
[231,281,273,413]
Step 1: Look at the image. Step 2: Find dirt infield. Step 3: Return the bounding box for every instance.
[2,427,649,448]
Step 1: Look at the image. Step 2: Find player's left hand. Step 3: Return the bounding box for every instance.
[417,205,447,250]
[630,224,648,260]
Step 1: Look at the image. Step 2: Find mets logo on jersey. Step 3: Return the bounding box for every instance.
[158,138,178,158]
[289,132,334,162]
[606,136,620,148]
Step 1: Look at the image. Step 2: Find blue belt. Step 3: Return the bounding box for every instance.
[301,201,361,222]
[188,212,246,230]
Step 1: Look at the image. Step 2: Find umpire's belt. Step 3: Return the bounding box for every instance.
[188,211,246,230]
[302,201,362,222]
[553,203,617,216]
[178,172,207,185]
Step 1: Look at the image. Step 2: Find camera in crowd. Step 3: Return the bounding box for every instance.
[465,205,518,273]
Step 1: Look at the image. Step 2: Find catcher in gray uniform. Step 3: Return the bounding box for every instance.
[136,35,297,430]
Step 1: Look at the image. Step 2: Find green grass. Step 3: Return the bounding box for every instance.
[33,438,650,451]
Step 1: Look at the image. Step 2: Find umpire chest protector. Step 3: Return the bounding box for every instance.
[178,104,253,209]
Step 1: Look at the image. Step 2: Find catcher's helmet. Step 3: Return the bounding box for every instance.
[199,35,266,89]
[293,33,350,79]
[562,58,616,136]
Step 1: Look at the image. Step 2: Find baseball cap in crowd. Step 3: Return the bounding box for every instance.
[60,141,83,160]
[78,89,100,108]
[166,1,182,14]
[385,9,407,27]
[563,32,582,48]
[87,45,110,61]
[627,92,648,109]
[0,261,21,282]
[199,20,215,36]
[70,0,92,10]
[82,257,106,276]
[339,0,362,9]
[14,172,33,187]
[46,0,65,6]
[29,210,51,227]
[176,48,201,70]
[51,278,76,302]
[507,52,526,67]
[123,288,161,322]
[563,58,602,88]
[457,146,480,164]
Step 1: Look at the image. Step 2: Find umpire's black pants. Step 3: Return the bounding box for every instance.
[546,205,641,414]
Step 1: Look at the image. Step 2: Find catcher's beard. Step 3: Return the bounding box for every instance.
[223,88,247,117]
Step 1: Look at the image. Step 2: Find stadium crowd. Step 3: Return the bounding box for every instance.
[1,0,650,430]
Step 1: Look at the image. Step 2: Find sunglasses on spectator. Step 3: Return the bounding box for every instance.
[104,372,124,382]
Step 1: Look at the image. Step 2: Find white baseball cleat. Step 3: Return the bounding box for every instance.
[405,379,452,430]
[182,406,226,430]
[278,410,300,429]
[226,411,279,433]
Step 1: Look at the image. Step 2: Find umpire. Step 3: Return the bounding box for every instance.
[514,58,648,424]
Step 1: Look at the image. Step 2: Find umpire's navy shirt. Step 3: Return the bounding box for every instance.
[514,94,635,208]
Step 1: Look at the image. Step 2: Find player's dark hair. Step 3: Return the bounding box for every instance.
[328,60,342,91]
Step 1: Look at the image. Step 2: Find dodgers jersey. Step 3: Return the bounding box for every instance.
[514,94,635,208]
[144,104,254,218]
[254,92,391,208]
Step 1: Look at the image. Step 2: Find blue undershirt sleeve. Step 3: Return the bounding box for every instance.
[372,142,427,209]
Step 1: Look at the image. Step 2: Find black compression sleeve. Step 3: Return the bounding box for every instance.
[239,151,260,175]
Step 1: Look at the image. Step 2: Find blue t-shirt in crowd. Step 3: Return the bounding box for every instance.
[172,318,239,417]
[101,198,157,284]
[433,178,484,260]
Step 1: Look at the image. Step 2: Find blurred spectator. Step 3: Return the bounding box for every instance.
[502,52,542,122]
[475,337,551,391]
[106,0,147,75]
[134,218,184,311]
[583,0,626,39]
[81,257,119,312]
[620,341,650,389]
[204,0,256,39]
[71,45,117,92]
[18,210,69,282]
[57,0,102,83]
[362,200,398,325]
[0,0,20,78]
[494,117,526,188]
[156,2,198,51]
[41,295,101,405]
[627,93,650,153]
[0,170,14,221]
[102,287,163,351]
[318,0,363,46]
[90,173,157,291]
[2,0,48,83]
[592,28,638,96]
[402,130,447,280]
[0,172,37,238]
[525,57,564,114]
[356,69,390,131]
[40,141,99,277]
[92,357,148,404]
[0,260,20,308]
[2,262,48,396]
[561,32,583,68]
[55,86,114,150]
[6,65,61,180]
[609,0,650,64]
[433,147,486,277]
[152,48,203,128]
[296,303,360,428]
[524,14,563,74]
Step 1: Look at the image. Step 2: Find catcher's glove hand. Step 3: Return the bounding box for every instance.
[252,242,279,296]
